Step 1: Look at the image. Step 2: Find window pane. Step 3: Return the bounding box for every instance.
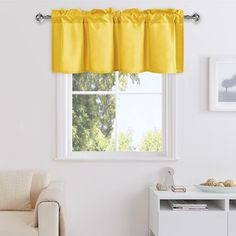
[118,72,162,93]
[73,73,116,91]
[117,94,162,152]
[72,95,116,151]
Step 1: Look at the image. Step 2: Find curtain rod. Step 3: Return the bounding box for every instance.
[35,12,200,23]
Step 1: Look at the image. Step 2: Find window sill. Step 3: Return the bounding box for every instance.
[54,153,179,162]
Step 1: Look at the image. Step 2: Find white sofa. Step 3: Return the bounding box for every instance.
[0,171,64,236]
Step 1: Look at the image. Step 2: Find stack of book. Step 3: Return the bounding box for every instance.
[169,200,208,211]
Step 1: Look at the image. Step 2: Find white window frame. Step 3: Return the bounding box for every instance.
[56,73,178,161]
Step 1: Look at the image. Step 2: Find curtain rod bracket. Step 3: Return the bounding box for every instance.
[35,12,201,23]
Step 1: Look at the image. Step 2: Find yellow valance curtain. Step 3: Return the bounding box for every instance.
[52,9,184,74]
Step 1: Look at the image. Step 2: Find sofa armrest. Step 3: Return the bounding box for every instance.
[38,202,59,236]
[34,181,66,236]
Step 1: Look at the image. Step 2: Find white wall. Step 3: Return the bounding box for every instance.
[0,0,236,235]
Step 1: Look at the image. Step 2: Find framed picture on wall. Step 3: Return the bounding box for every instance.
[209,56,236,111]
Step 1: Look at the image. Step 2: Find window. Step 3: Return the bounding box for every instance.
[57,72,177,160]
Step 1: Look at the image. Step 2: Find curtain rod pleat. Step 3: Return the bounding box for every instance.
[35,12,200,23]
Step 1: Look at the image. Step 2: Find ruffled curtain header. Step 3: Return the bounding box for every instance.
[52,8,184,74]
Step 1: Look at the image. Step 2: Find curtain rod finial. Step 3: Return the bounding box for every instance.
[192,13,200,22]
[36,13,44,23]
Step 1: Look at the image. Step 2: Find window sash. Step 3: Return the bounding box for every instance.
[56,73,177,161]
[72,72,163,152]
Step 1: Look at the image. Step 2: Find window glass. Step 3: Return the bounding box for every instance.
[72,94,116,151]
[73,73,116,91]
[117,94,162,152]
[119,72,162,93]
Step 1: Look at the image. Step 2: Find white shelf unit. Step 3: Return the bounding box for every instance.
[149,186,236,236]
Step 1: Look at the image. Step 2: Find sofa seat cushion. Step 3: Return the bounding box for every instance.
[0,211,38,236]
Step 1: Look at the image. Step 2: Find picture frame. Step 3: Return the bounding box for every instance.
[209,56,236,111]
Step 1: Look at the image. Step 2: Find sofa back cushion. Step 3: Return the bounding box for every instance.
[30,171,51,208]
[0,170,33,210]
